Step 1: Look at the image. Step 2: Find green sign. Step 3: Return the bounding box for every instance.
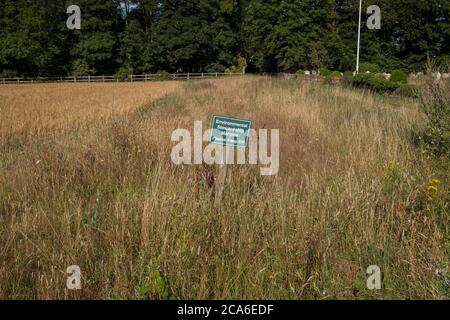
[210,115,252,148]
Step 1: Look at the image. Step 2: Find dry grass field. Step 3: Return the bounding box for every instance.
[0,77,448,299]
[0,82,181,140]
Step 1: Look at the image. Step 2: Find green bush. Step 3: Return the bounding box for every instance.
[237,55,247,74]
[0,69,18,78]
[71,59,95,77]
[394,84,418,98]
[359,62,380,74]
[319,67,331,76]
[141,63,154,74]
[329,71,342,79]
[205,62,226,73]
[343,71,354,83]
[296,69,305,75]
[114,65,134,81]
[418,72,450,157]
[352,72,418,97]
[419,126,450,158]
[353,73,399,92]
[391,69,408,84]
[155,70,172,81]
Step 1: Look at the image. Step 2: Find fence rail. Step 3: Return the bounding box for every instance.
[0,72,244,84]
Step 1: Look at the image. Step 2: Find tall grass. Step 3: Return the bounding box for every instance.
[0,77,448,299]
[417,68,450,157]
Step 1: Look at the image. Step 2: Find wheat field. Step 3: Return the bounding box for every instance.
[0,77,448,299]
[0,82,181,140]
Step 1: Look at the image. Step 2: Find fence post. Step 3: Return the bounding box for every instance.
[102,75,105,82]
[74,76,77,83]
[131,75,133,82]
[88,75,90,83]
[201,72,204,78]
[187,72,190,80]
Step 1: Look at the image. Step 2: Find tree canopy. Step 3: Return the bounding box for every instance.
[0,0,448,77]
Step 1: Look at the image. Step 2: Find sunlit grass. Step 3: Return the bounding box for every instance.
[0,77,448,299]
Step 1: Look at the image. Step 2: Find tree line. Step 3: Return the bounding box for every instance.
[0,0,449,78]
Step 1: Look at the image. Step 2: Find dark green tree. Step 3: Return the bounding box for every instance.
[151,0,238,72]
[69,0,121,75]
[1,0,449,76]
[0,0,70,77]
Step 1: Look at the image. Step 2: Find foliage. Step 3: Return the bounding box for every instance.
[114,65,133,81]
[343,71,354,83]
[381,161,404,195]
[352,72,417,96]
[432,55,450,69]
[118,19,148,74]
[391,69,408,84]
[329,71,342,79]
[352,73,397,92]
[0,69,18,78]
[151,269,177,300]
[418,70,450,157]
[71,59,96,77]
[359,62,380,74]
[320,67,331,77]
[0,1,449,76]
[225,55,247,74]
[69,0,119,76]
[152,0,238,73]
[155,70,172,81]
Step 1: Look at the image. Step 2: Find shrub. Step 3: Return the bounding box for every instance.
[0,69,18,78]
[352,73,418,97]
[353,73,398,92]
[359,62,380,74]
[225,55,247,74]
[155,70,171,81]
[296,69,305,75]
[71,59,95,77]
[381,161,404,195]
[205,62,226,73]
[319,67,331,77]
[418,69,450,157]
[141,63,154,74]
[114,65,133,81]
[237,55,247,74]
[152,269,177,300]
[391,69,408,84]
[329,71,342,79]
[343,71,354,84]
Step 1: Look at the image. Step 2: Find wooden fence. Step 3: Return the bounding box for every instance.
[0,72,244,84]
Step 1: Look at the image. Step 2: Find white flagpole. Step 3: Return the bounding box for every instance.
[356,0,362,73]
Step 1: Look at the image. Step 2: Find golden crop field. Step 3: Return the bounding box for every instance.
[0,82,181,140]
[0,77,448,299]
